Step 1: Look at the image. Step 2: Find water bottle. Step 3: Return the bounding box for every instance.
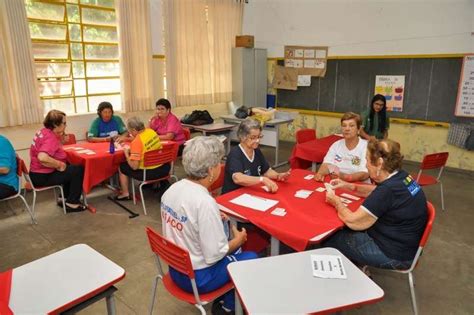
[109,137,115,154]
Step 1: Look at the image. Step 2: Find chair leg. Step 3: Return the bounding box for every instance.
[195,304,206,315]
[58,187,66,214]
[139,183,147,215]
[149,275,160,315]
[19,194,36,224]
[31,190,37,219]
[408,272,418,315]
[440,181,445,211]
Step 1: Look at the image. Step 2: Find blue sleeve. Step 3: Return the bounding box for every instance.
[0,138,12,168]
[362,185,393,218]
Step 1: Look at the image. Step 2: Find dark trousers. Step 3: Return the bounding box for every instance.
[0,183,17,199]
[119,162,171,181]
[30,165,84,204]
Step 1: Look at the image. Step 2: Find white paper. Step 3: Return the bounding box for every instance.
[311,255,347,279]
[340,197,352,204]
[304,59,316,68]
[315,187,326,192]
[304,174,315,180]
[298,75,311,87]
[324,183,334,194]
[294,60,303,68]
[295,49,304,57]
[78,149,93,154]
[340,193,360,201]
[315,50,327,58]
[271,207,286,217]
[285,59,295,67]
[315,61,326,69]
[230,193,278,212]
[85,152,96,155]
[295,189,313,199]
[261,185,270,192]
[304,49,315,58]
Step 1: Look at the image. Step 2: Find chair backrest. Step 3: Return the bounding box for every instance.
[63,133,76,145]
[420,152,449,170]
[407,201,436,272]
[182,127,191,141]
[143,142,179,168]
[296,128,316,144]
[208,163,225,194]
[146,227,195,278]
[16,157,34,191]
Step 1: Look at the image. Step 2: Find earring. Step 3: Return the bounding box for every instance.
[376,169,380,177]
[209,173,214,182]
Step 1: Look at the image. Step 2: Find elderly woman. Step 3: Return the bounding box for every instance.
[314,112,369,183]
[360,94,390,140]
[222,119,290,194]
[161,136,257,314]
[149,98,186,150]
[324,139,428,270]
[115,117,171,200]
[87,101,127,142]
[29,110,86,212]
[0,135,18,199]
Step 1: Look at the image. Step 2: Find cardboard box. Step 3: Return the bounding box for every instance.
[236,35,254,48]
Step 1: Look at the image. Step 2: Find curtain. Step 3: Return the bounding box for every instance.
[0,0,43,127]
[116,0,154,112]
[163,0,243,107]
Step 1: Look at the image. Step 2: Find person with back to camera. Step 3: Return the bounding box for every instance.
[222,118,290,194]
[161,135,257,315]
[149,98,186,155]
[360,94,390,140]
[324,139,428,270]
[314,112,369,183]
[29,110,86,212]
[114,117,171,200]
[87,101,128,142]
[0,135,19,199]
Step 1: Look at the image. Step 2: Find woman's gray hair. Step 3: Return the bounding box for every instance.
[182,136,225,179]
[237,118,261,141]
[127,116,145,131]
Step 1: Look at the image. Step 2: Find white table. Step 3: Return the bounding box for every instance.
[182,122,236,154]
[221,114,294,167]
[227,247,384,315]
[8,244,125,314]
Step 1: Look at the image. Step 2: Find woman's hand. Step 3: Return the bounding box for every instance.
[57,161,67,172]
[276,169,291,181]
[325,190,341,208]
[262,177,278,193]
[314,173,325,182]
[231,225,247,244]
[329,178,347,190]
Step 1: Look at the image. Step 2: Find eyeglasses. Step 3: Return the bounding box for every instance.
[247,135,264,141]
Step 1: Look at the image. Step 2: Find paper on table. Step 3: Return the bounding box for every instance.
[311,255,347,279]
[295,189,313,199]
[230,193,278,212]
[340,193,360,200]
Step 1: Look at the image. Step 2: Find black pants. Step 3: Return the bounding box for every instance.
[0,183,17,199]
[119,162,171,181]
[30,165,84,204]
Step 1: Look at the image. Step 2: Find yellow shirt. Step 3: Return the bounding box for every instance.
[129,128,162,169]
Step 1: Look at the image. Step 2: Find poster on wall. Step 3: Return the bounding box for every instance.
[454,54,474,117]
[284,46,328,77]
[374,75,405,112]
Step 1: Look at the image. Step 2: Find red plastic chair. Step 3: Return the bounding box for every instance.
[387,201,436,315]
[208,163,225,196]
[145,227,233,315]
[411,152,449,211]
[0,157,36,224]
[182,127,191,141]
[131,142,179,215]
[295,128,316,144]
[63,133,76,145]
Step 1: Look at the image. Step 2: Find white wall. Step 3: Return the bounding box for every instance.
[243,0,473,57]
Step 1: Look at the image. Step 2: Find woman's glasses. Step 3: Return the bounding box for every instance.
[247,135,264,141]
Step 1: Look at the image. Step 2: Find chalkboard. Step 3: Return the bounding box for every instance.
[277,57,470,123]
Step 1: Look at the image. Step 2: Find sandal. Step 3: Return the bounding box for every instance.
[65,204,87,213]
[114,194,132,201]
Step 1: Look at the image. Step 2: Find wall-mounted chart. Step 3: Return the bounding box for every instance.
[455,55,474,118]
[375,75,405,112]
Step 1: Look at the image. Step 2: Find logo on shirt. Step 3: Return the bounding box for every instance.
[243,169,251,176]
[403,175,421,196]
[334,154,343,163]
[161,202,187,231]
[351,155,361,166]
[257,166,262,175]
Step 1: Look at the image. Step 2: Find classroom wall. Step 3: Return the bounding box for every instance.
[242,0,473,57]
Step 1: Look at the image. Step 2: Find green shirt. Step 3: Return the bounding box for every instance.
[361,108,390,139]
[87,115,127,138]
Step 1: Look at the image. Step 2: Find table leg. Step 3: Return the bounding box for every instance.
[235,291,243,315]
[106,294,116,315]
[270,237,280,256]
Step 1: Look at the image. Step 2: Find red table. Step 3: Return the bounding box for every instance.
[216,169,364,255]
[289,134,343,171]
[64,142,125,194]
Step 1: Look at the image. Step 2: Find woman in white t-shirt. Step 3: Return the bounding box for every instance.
[161,136,257,315]
[314,112,369,183]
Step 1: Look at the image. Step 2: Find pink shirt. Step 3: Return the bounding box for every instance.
[149,112,186,145]
[30,128,68,173]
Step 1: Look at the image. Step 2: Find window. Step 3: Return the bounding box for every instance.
[25,0,121,115]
